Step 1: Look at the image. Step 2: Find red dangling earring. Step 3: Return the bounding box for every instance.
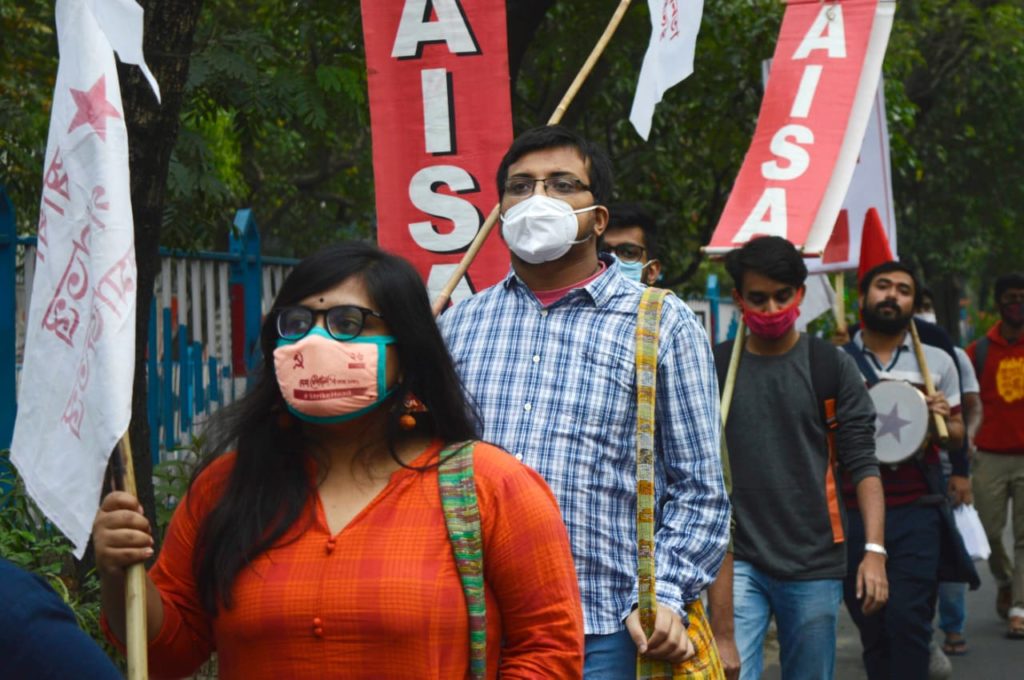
[399,394,428,430]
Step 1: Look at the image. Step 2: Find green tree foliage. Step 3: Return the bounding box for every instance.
[0,0,57,231]
[165,0,374,253]
[6,1,1021,287]
[884,0,1024,320]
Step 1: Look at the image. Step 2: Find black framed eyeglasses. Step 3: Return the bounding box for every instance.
[600,242,646,263]
[276,305,384,341]
[503,175,591,198]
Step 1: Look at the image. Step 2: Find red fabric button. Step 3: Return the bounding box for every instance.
[325,539,336,555]
[312,617,322,626]
[313,626,324,637]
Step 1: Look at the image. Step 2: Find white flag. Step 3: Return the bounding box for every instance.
[629,0,705,140]
[796,274,836,332]
[11,0,159,558]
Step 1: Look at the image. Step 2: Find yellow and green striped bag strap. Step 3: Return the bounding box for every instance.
[636,288,724,680]
[438,440,487,680]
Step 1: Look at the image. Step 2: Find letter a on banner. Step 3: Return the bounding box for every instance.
[362,0,513,304]
[706,0,895,257]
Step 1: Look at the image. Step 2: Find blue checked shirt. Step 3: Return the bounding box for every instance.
[438,256,729,634]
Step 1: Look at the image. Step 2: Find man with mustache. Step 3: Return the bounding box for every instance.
[841,262,965,679]
[967,272,1024,639]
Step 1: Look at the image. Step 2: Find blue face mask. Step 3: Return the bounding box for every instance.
[614,255,653,283]
[273,326,397,424]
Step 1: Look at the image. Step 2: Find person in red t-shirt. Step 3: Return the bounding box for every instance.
[967,272,1024,639]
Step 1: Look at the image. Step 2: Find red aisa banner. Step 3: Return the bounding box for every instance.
[361,0,514,303]
[708,0,894,257]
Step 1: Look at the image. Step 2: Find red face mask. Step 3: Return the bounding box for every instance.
[741,289,804,340]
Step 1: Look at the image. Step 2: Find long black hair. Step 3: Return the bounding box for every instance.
[190,242,479,614]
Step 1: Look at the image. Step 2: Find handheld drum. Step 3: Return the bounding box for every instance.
[868,380,930,465]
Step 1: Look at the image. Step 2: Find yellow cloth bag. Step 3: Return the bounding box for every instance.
[635,288,725,680]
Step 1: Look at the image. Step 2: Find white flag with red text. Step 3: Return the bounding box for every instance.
[629,0,705,140]
[11,0,159,558]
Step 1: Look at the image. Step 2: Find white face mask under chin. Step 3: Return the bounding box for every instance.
[501,195,599,264]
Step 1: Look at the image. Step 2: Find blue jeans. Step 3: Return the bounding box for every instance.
[937,581,966,635]
[584,628,636,678]
[733,560,843,680]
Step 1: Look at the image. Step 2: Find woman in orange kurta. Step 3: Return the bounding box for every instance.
[93,243,583,679]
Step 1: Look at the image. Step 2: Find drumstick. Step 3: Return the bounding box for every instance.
[909,319,949,444]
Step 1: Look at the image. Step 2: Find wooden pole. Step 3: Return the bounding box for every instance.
[833,272,848,334]
[720,320,746,429]
[430,0,635,317]
[117,434,149,680]
[908,319,949,444]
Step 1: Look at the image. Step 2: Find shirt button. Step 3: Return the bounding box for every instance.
[515,453,524,461]
[325,539,336,555]
[540,309,548,317]
[313,626,324,637]
[532,355,540,363]
[313,617,323,626]
[524,403,532,412]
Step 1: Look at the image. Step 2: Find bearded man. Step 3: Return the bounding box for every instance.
[840,261,966,679]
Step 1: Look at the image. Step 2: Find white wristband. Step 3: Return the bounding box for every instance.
[864,543,887,557]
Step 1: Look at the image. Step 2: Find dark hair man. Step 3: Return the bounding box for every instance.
[967,272,1024,638]
[842,261,966,677]
[439,126,729,676]
[707,236,885,680]
[601,203,662,286]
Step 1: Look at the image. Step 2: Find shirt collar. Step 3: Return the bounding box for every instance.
[987,320,1018,346]
[501,253,632,308]
[853,328,912,348]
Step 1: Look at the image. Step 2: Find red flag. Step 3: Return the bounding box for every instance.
[821,209,850,264]
[856,206,894,283]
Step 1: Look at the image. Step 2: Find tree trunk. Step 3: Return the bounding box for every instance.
[115,0,203,535]
[931,276,963,345]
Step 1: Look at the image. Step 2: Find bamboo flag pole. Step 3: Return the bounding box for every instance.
[833,272,847,335]
[117,434,149,680]
[720,320,746,429]
[718,320,746,496]
[431,0,635,316]
[908,319,950,445]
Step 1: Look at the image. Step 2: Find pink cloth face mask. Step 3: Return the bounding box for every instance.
[742,290,804,340]
[273,328,396,423]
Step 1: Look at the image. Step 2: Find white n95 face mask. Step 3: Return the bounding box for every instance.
[501,195,598,264]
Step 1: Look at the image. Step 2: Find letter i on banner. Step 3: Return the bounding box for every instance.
[12,0,159,558]
[361,0,514,305]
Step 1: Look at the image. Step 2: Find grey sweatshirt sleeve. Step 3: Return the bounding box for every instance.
[834,350,881,484]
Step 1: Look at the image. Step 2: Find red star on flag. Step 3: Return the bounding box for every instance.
[67,75,122,142]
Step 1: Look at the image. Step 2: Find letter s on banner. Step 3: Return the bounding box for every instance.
[761,124,814,181]
[408,165,481,253]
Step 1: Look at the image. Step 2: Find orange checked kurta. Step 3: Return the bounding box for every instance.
[114,441,583,679]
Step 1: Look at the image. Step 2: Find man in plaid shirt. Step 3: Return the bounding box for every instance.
[439,126,729,677]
